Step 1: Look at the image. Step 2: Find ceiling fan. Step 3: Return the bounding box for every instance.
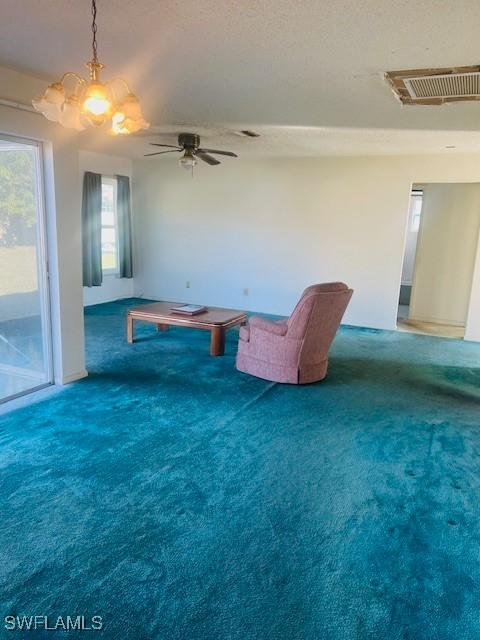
[144,133,238,170]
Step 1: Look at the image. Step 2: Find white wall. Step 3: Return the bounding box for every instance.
[79,150,134,306]
[0,66,87,383]
[410,183,480,326]
[132,155,480,339]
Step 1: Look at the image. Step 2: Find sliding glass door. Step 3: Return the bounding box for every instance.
[0,135,53,402]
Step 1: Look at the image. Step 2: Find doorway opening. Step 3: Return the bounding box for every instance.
[0,135,53,402]
[397,183,480,340]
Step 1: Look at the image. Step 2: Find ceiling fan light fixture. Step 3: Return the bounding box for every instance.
[179,150,197,171]
[32,0,148,135]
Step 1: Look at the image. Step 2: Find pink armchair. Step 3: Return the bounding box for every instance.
[236,283,353,384]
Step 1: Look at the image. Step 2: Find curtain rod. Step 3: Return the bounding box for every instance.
[0,97,37,114]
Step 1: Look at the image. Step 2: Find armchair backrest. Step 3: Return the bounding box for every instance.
[286,283,353,361]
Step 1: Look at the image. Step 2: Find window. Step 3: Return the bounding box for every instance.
[101,177,118,273]
[410,189,423,232]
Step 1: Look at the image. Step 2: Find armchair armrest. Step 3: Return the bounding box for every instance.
[249,316,288,336]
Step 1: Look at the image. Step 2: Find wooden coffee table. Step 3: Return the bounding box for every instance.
[127,302,247,356]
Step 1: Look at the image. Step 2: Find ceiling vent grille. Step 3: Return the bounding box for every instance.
[234,130,261,137]
[385,65,480,105]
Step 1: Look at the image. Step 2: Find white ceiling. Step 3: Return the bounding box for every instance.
[3,0,480,157]
[78,125,480,159]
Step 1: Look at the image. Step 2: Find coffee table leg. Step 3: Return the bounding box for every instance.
[127,314,134,343]
[156,323,169,332]
[210,327,225,356]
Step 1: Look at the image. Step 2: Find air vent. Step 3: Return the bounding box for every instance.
[235,130,260,137]
[406,72,480,98]
[385,65,480,105]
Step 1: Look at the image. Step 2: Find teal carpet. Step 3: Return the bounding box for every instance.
[1,298,480,639]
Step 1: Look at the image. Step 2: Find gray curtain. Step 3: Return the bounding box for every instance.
[82,171,102,287]
[116,175,133,278]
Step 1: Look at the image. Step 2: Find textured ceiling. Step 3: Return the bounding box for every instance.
[2,0,480,134]
[75,124,480,159]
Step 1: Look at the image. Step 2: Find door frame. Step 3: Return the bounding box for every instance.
[0,133,54,403]
[397,181,480,339]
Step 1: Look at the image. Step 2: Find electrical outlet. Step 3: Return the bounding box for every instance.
[186,281,190,288]
[243,288,249,296]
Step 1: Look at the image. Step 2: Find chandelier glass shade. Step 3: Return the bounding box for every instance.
[32,1,149,135]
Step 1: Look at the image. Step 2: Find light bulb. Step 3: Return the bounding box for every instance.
[82,81,112,126]
[111,111,128,135]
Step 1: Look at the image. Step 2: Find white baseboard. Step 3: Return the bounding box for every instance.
[58,369,88,385]
[408,315,465,327]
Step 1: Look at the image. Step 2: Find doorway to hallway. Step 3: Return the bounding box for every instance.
[397,183,480,340]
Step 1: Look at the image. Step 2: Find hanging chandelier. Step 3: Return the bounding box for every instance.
[32,0,149,135]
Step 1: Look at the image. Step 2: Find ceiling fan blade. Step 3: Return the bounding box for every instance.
[198,148,238,157]
[144,150,181,157]
[196,151,221,166]
[149,143,182,149]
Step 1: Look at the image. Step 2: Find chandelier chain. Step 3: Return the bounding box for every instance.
[91,0,98,63]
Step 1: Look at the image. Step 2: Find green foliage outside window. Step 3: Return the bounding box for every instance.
[0,150,36,246]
